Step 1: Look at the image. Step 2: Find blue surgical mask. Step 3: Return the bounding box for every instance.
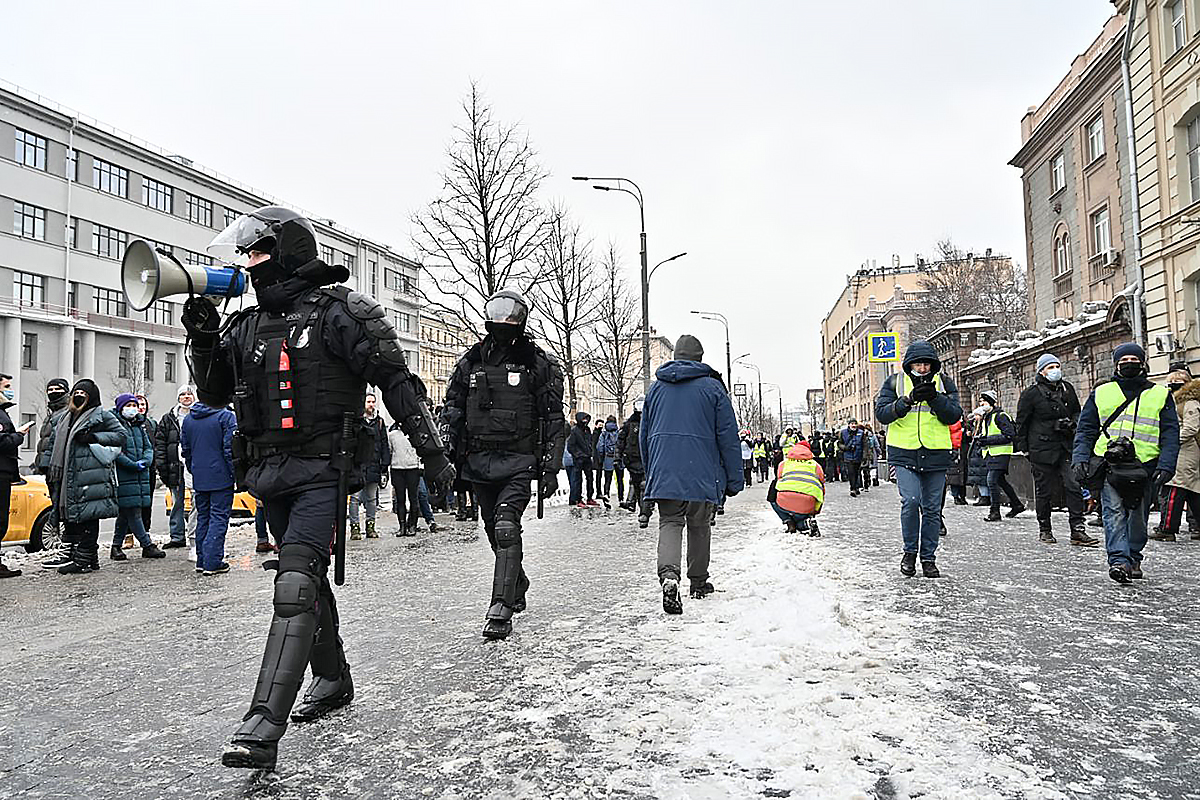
[1046,367,1062,382]
[0,388,12,401]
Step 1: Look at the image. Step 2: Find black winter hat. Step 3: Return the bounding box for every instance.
[674,334,704,362]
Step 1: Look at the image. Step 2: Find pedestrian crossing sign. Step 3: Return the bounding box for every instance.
[868,332,899,363]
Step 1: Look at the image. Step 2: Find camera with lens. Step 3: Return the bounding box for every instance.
[1053,417,1076,434]
[1104,436,1137,465]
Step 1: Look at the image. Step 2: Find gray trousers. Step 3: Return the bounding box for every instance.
[656,499,714,586]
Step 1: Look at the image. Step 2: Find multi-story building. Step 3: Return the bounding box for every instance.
[1117,0,1200,374]
[1009,12,1136,342]
[805,388,825,433]
[418,310,473,404]
[0,80,421,459]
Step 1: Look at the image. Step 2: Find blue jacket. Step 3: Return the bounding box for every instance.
[115,414,155,509]
[181,402,237,491]
[874,341,963,472]
[840,427,865,462]
[1071,374,1180,474]
[640,360,744,504]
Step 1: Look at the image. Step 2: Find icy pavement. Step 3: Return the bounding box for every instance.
[0,480,1197,799]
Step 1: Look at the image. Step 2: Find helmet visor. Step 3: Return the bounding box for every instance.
[484,295,527,325]
[207,212,277,262]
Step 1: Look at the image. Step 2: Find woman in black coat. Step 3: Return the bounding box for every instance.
[975,391,1026,521]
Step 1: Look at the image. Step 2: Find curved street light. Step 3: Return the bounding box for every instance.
[691,310,732,393]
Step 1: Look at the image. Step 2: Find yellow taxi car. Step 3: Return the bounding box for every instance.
[165,488,257,517]
[4,475,58,552]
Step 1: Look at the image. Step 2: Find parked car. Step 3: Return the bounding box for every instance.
[4,476,57,552]
[165,488,256,518]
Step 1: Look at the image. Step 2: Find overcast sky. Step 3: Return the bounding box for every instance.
[3,0,1116,414]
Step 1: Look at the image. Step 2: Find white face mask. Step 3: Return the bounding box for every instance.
[973,405,990,417]
[121,406,139,420]
[1045,367,1062,382]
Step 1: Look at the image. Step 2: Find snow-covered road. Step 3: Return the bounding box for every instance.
[1,478,1197,799]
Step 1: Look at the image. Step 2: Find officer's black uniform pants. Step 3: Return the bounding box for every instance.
[473,476,532,606]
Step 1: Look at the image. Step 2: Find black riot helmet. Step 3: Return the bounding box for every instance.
[483,288,530,343]
[207,205,319,274]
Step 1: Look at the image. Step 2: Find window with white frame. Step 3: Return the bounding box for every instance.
[141,177,173,213]
[186,195,213,227]
[118,346,131,378]
[13,271,45,306]
[92,158,128,197]
[184,250,214,267]
[1051,152,1065,193]
[94,287,127,318]
[368,260,378,295]
[1091,206,1111,255]
[13,202,46,241]
[1054,231,1072,277]
[146,300,173,326]
[66,149,76,181]
[1087,115,1105,162]
[164,352,176,384]
[1189,117,1200,203]
[344,254,356,275]
[321,245,335,264]
[1170,0,1187,53]
[14,129,47,170]
[224,208,239,227]
[21,333,36,369]
[92,224,127,259]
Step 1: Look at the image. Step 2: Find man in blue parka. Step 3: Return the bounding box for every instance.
[641,334,743,615]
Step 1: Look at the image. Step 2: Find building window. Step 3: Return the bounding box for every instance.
[141,177,173,213]
[224,208,239,227]
[147,300,173,326]
[165,352,176,384]
[1086,115,1105,163]
[67,218,76,249]
[959,332,970,346]
[21,333,37,369]
[1189,117,1200,203]
[94,287,128,318]
[66,149,77,181]
[1170,0,1187,53]
[19,414,35,448]
[144,348,155,382]
[1050,152,1065,193]
[73,338,80,374]
[369,260,378,295]
[92,158,128,197]
[1091,206,1111,255]
[186,195,213,227]
[92,224,127,259]
[321,245,335,264]
[1054,231,1072,277]
[345,254,357,276]
[118,346,131,379]
[68,281,78,311]
[13,202,46,241]
[14,128,47,170]
[184,250,214,267]
[13,271,45,306]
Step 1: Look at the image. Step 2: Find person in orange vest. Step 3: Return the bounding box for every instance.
[768,440,825,536]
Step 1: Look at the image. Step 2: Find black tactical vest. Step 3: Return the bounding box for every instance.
[466,360,538,452]
[235,288,366,456]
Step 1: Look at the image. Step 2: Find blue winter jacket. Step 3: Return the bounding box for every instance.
[181,402,237,492]
[640,360,744,504]
[1071,374,1180,474]
[115,414,155,509]
[874,340,963,472]
[841,427,865,462]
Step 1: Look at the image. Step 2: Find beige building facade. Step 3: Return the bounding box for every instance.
[418,310,473,405]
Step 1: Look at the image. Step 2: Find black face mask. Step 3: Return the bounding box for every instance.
[1170,383,1185,393]
[248,258,288,291]
[1117,362,1144,380]
[486,322,522,344]
[47,390,67,404]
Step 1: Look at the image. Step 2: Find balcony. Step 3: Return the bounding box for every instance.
[0,296,184,342]
[1052,271,1073,299]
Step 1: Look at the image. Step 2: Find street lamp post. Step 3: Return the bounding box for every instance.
[690,310,732,394]
[573,175,651,394]
[762,381,784,435]
[735,354,762,429]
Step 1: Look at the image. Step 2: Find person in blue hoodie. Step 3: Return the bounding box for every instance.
[182,390,238,576]
[874,341,962,578]
[641,334,743,615]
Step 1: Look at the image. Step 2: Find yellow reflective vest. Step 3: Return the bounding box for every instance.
[753,443,767,460]
[982,412,1013,458]
[777,458,824,512]
[1091,382,1169,462]
[888,373,952,451]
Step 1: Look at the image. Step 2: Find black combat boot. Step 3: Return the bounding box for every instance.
[1005,502,1026,518]
[141,543,166,558]
[1039,530,1057,543]
[482,602,514,640]
[921,560,941,578]
[110,545,127,561]
[689,581,715,599]
[291,666,354,722]
[1069,527,1099,547]
[984,509,1002,522]
[900,552,917,577]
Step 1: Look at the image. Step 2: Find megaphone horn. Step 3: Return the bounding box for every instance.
[121,239,247,311]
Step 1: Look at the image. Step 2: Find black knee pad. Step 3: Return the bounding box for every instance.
[273,543,322,618]
[494,505,522,548]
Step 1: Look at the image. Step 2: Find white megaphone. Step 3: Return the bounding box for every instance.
[121,239,247,311]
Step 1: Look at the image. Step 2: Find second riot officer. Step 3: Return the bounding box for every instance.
[182,206,454,771]
[441,289,565,640]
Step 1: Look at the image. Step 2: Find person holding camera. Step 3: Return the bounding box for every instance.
[874,341,962,578]
[1072,343,1179,584]
[1015,355,1099,546]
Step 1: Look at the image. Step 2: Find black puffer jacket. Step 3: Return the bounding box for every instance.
[567,415,595,467]
[617,411,643,474]
[154,409,185,489]
[1015,376,1081,467]
[43,380,124,523]
[34,393,70,473]
[0,402,24,483]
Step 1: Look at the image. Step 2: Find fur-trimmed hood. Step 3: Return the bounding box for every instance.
[1174,378,1200,405]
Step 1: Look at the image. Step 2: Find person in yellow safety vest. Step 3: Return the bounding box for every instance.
[768,440,825,536]
[974,389,1026,523]
[1071,342,1180,584]
[751,436,769,481]
[874,340,963,578]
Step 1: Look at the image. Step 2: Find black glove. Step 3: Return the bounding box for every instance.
[1072,462,1090,485]
[181,296,221,342]
[423,452,456,496]
[539,471,559,499]
[1153,468,1173,494]
[909,381,938,403]
[893,396,913,415]
[725,486,741,498]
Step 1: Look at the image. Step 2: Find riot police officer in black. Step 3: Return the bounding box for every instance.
[182,207,454,771]
[441,289,565,640]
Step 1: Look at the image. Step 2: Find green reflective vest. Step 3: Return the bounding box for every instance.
[983,412,1013,458]
[889,373,953,451]
[777,458,824,510]
[1091,382,1169,461]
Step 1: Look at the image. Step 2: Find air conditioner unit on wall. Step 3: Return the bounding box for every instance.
[1102,249,1121,268]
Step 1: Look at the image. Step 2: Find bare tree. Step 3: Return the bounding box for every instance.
[107,348,144,401]
[908,239,1030,339]
[528,205,602,410]
[583,245,641,419]
[412,83,551,334]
